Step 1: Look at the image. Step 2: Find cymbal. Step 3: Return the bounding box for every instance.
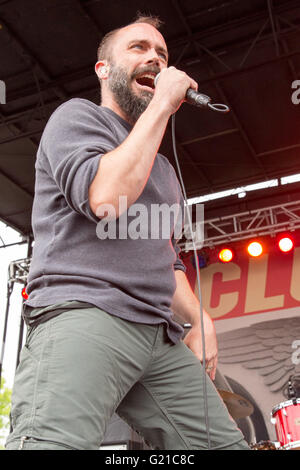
[218,389,254,419]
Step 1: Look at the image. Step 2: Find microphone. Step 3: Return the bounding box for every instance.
[154,72,229,113]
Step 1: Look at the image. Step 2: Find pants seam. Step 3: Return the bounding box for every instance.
[139,381,192,450]
[6,436,77,450]
[27,320,52,436]
[140,325,161,380]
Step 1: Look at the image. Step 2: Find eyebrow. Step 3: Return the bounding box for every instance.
[127,39,168,59]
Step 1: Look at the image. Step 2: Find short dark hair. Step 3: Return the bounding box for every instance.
[97,13,164,62]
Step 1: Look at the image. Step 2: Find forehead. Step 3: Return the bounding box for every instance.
[112,23,168,53]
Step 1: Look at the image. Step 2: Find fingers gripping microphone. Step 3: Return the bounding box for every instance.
[154,72,230,113]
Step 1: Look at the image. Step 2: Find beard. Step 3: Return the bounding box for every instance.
[107,62,159,124]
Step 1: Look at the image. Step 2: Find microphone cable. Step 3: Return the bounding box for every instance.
[170,101,229,450]
[171,113,211,449]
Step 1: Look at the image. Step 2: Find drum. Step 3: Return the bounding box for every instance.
[271,399,300,450]
[250,440,279,450]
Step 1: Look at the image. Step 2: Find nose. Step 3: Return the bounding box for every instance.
[145,47,161,66]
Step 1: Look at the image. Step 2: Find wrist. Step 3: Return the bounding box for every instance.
[190,309,213,329]
[147,94,174,119]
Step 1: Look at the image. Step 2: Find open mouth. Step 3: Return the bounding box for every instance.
[134,73,156,91]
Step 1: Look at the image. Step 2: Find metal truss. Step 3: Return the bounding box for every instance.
[181,200,300,250]
[171,0,300,184]
[1,0,300,148]
[0,240,27,249]
[7,257,31,285]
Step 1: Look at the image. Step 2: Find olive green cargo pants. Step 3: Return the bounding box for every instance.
[6,306,249,450]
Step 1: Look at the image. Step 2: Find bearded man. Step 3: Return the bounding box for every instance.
[6,15,249,450]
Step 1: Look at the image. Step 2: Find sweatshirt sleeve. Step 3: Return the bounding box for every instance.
[172,237,186,273]
[40,99,117,223]
[172,193,186,273]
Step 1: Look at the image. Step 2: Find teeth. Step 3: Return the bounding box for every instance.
[137,74,155,80]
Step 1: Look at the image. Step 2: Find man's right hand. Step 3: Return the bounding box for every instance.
[151,66,199,115]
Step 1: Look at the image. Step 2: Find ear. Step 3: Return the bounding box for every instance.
[95,60,110,80]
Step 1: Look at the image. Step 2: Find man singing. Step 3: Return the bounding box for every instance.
[6,15,249,450]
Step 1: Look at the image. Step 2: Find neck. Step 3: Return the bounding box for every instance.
[101,93,133,125]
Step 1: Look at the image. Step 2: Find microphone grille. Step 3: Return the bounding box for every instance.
[154,72,160,88]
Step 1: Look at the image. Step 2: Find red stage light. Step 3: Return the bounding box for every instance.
[218,248,233,263]
[247,241,263,257]
[278,236,294,253]
[21,287,28,300]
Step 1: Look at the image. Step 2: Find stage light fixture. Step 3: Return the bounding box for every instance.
[218,248,234,263]
[247,241,263,257]
[278,236,294,253]
[191,250,209,269]
[21,287,28,300]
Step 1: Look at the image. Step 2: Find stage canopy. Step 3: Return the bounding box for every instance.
[0,0,300,235]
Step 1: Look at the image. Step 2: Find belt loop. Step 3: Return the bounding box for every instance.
[18,436,28,450]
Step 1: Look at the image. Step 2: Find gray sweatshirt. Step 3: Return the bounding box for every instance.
[25,98,186,343]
